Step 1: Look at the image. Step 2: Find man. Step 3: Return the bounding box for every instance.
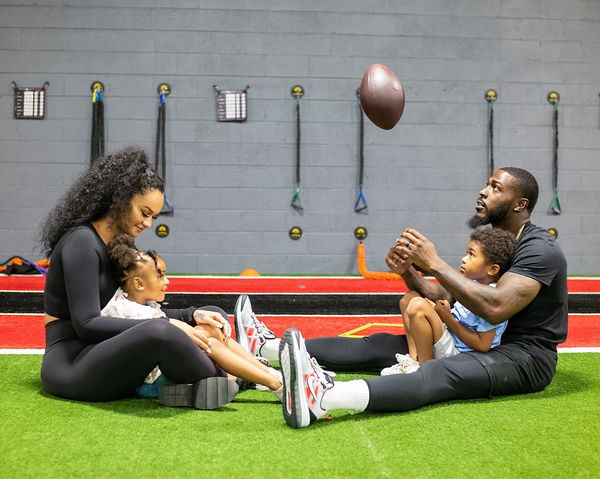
[236,168,568,428]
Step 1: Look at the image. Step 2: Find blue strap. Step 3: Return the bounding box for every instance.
[354,184,368,212]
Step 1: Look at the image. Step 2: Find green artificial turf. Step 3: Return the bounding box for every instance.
[1,354,599,479]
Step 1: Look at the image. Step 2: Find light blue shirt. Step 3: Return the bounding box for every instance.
[449,283,507,352]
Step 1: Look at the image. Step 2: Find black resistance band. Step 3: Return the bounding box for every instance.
[354,95,368,212]
[548,92,561,215]
[290,86,304,212]
[485,89,497,177]
[91,82,105,163]
[155,84,174,215]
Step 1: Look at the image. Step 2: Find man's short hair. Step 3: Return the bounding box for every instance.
[470,228,517,275]
[499,167,539,213]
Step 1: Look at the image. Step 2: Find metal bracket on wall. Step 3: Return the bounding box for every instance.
[90,81,104,96]
[291,85,304,99]
[157,83,172,96]
[547,91,560,105]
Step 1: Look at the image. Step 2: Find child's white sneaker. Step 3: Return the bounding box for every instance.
[380,353,420,375]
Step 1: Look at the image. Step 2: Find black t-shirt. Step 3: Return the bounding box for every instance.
[499,222,568,375]
[44,223,195,343]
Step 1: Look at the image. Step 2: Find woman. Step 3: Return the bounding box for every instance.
[40,146,237,408]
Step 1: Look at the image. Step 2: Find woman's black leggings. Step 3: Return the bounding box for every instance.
[41,306,227,402]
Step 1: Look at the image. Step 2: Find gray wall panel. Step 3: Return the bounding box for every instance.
[1,1,598,274]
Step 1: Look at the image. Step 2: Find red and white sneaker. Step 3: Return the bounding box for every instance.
[234,294,276,356]
[279,328,334,429]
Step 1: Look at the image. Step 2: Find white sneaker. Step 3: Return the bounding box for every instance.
[380,353,420,376]
[234,294,276,356]
[279,328,334,429]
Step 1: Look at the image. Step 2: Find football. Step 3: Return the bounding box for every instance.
[359,63,405,130]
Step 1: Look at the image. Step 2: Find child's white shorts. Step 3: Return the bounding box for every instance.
[434,329,460,359]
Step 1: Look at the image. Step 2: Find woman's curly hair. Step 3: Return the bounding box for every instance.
[106,234,159,285]
[470,228,518,276]
[39,146,164,256]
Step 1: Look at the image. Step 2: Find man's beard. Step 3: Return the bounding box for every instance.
[467,202,511,229]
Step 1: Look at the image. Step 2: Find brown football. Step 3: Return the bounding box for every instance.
[359,63,405,130]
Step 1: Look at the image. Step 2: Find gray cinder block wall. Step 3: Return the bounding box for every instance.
[1,1,599,274]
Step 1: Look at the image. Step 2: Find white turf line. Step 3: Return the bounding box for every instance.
[1,349,45,354]
[1,347,599,355]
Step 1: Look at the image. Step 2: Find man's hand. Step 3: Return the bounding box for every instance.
[396,229,443,272]
[385,243,412,275]
[193,309,232,339]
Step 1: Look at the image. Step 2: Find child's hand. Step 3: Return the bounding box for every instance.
[193,309,232,339]
[434,299,452,322]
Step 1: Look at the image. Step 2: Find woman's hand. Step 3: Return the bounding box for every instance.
[193,309,232,339]
[169,319,214,353]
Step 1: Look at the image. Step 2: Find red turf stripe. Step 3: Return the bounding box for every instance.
[1,314,598,349]
[166,277,411,293]
[560,315,600,347]
[2,276,599,293]
[0,276,46,291]
[0,315,45,348]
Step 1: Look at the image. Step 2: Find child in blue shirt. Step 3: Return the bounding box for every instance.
[382,228,517,375]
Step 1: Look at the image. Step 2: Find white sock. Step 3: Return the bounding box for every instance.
[258,339,281,362]
[271,385,284,403]
[256,367,283,392]
[268,367,282,382]
[321,380,370,412]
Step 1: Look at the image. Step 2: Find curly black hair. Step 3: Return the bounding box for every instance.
[39,146,164,256]
[106,234,159,285]
[470,228,517,276]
